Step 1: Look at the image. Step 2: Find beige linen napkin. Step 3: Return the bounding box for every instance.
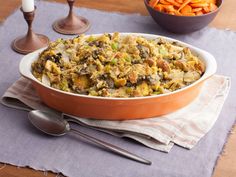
[1,75,230,152]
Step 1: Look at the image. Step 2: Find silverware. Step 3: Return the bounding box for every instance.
[28,110,152,165]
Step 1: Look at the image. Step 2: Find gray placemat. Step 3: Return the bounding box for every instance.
[0,1,235,177]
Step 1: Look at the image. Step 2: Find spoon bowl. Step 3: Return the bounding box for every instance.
[28,110,69,136]
[28,110,152,165]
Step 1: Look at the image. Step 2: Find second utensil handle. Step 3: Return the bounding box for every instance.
[70,128,151,165]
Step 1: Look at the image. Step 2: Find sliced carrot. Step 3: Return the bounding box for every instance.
[192,7,202,12]
[206,0,216,3]
[176,0,184,3]
[149,0,217,16]
[166,0,181,7]
[159,0,171,5]
[196,11,204,15]
[154,4,165,11]
[209,3,218,11]
[177,0,192,11]
[203,6,210,13]
[163,5,176,12]
[174,10,183,15]
[190,3,209,8]
[180,4,192,13]
[191,0,202,3]
[149,0,160,7]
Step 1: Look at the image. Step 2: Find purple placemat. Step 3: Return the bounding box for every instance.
[0,1,235,177]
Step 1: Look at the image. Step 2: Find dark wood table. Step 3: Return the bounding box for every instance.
[0,0,235,177]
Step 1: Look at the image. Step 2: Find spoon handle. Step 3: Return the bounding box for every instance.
[70,128,151,165]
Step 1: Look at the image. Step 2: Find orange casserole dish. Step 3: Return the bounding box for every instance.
[19,33,217,120]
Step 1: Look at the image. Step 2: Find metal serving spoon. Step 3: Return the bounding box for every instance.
[28,110,151,165]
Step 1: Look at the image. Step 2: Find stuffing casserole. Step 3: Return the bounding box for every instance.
[32,33,205,97]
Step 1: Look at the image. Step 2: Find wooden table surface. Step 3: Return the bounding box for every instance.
[0,0,235,177]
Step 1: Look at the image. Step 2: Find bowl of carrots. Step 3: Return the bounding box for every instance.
[144,0,222,33]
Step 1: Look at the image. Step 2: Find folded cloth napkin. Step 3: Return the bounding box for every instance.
[1,75,230,152]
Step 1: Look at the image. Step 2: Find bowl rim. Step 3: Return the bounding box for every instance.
[144,0,223,18]
[19,32,217,101]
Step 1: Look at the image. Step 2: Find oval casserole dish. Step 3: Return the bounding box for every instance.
[19,33,217,120]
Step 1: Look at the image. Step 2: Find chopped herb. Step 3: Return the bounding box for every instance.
[87,36,95,42]
[110,58,118,65]
[111,43,118,50]
[159,48,168,55]
[124,56,131,63]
